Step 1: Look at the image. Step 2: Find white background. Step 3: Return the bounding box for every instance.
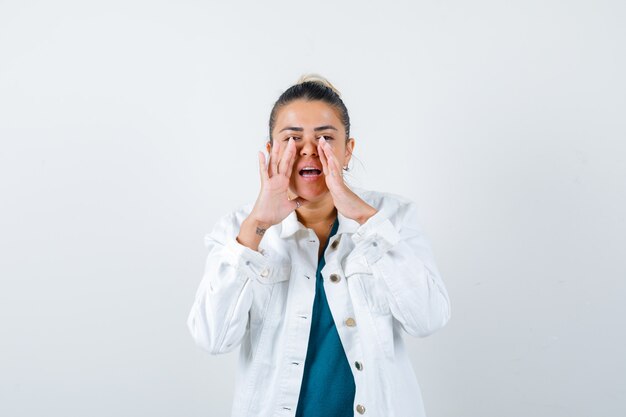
[1,1,625,416]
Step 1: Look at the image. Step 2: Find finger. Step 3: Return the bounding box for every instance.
[318,142,329,176]
[285,139,297,178]
[279,138,294,177]
[258,151,269,183]
[321,139,336,177]
[270,141,279,176]
[325,142,343,178]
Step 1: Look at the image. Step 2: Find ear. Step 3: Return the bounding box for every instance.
[266,141,272,154]
[344,137,355,165]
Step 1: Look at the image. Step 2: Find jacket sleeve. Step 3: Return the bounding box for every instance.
[187,211,272,355]
[349,200,451,337]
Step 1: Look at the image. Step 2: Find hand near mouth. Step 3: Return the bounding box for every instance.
[249,138,310,227]
[318,137,378,225]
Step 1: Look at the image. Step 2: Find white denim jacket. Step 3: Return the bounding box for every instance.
[187,186,451,417]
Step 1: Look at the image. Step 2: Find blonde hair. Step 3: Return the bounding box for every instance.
[296,73,342,97]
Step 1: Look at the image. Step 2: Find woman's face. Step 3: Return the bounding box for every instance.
[268,99,355,203]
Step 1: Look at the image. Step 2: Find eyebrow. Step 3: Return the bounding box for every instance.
[278,125,338,133]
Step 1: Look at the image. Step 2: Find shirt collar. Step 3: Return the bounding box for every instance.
[278,209,360,239]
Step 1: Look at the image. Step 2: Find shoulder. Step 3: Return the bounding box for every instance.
[350,185,417,219]
[213,202,253,227]
[229,201,255,226]
[203,202,254,246]
[350,186,429,242]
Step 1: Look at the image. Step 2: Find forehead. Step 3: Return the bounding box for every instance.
[274,100,344,132]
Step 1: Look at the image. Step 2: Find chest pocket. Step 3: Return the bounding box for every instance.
[248,262,291,359]
[343,257,390,315]
[344,265,395,359]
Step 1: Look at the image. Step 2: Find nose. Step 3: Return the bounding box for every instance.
[299,137,318,157]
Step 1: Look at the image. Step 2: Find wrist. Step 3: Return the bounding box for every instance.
[356,206,378,225]
[248,209,275,227]
[237,217,271,252]
[245,215,272,231]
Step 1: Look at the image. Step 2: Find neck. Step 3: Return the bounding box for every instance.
[295,193,337,228]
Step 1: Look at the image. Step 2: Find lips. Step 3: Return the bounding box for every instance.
[299,168,322,177]
[297,163,323,177]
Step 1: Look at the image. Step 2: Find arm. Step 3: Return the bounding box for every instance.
[188,138,303,354]
[316,138,450,336]
[349,201,451,337]
[187,211,271,354]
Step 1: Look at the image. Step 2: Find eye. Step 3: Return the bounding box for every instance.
[318,135,334,141]
[284,136,301,142]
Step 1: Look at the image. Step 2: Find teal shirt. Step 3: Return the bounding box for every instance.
[295,217,356,417]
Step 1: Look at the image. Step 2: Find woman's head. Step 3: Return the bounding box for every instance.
[267,74,356,203]
[268,74,351,144]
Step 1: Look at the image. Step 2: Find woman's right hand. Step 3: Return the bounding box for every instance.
[249,137,309,227]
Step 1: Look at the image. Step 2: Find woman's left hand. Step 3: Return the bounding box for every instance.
[318,137,378,225]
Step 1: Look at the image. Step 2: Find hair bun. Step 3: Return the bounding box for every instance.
[296,73,342,97]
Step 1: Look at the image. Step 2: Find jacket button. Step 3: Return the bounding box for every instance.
[355,361,363,371]
[330,240,339,249]
[260,268,269,277]
[356,404,366,414]
[329,273,340,283]
[345,317,356,327]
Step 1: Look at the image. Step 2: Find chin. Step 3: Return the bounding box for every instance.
[290,181,329,202]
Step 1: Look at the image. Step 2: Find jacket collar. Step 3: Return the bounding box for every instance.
[278,209,360,239]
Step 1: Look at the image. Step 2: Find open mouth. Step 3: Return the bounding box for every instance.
[299,168,322,177]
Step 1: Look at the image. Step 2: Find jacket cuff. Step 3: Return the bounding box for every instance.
[350,210,401,265]
[219,237,283,282]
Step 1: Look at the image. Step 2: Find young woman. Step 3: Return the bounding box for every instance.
[187,75,451,417]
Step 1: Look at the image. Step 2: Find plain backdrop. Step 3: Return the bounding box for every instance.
[1,1,625,416]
